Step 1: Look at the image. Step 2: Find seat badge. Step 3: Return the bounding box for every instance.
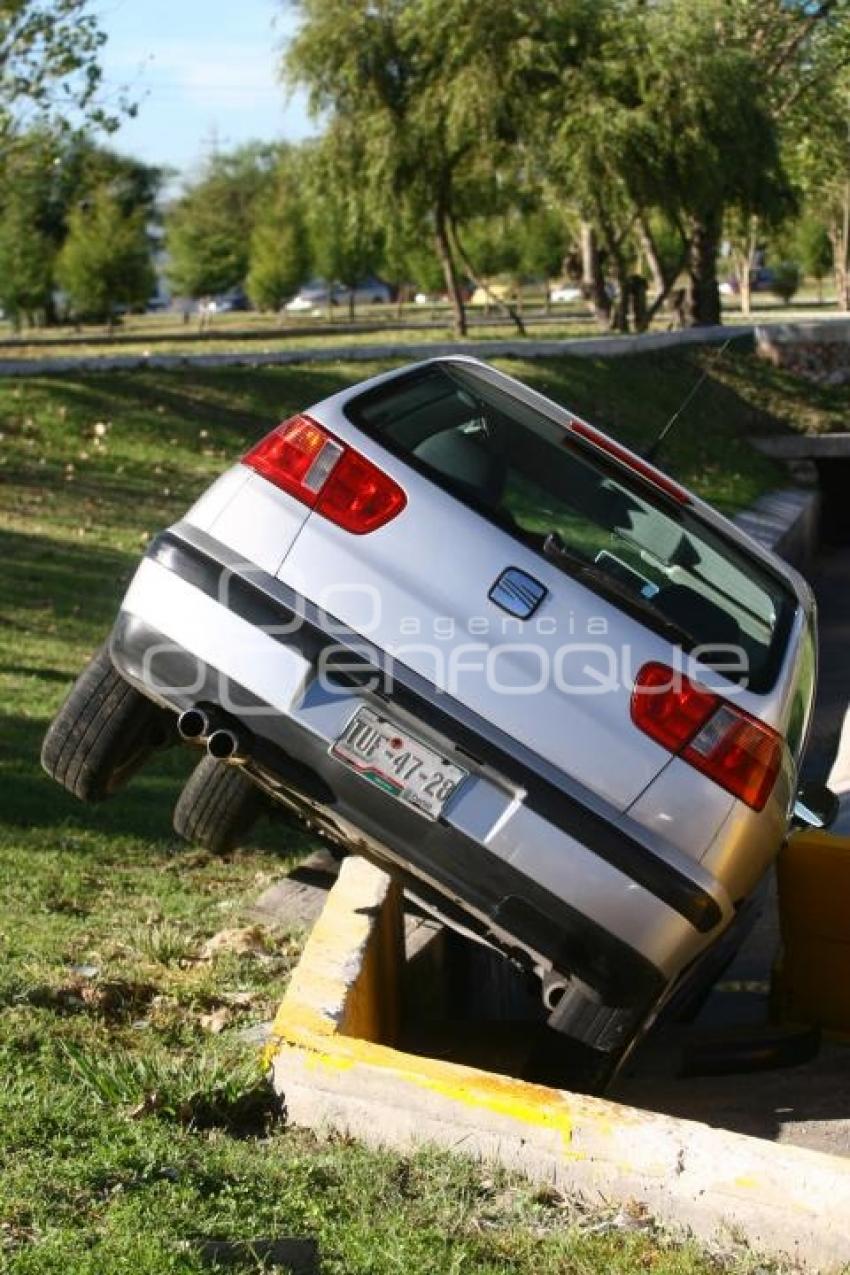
[488,567,547,619]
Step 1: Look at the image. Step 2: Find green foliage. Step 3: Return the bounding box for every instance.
[0,129,161,328]
[56,186,154,322]
[246,164,311,310]
[166,144,278,298]
[246,217,310,311]
[793,217,833,283]
[770,261,801,304]
[283,0,568,330]
[381,205,444,294]
[50,135,163,225]
[463,215,522,279]
[519,207,569,282]
[0,0,134,144]
[301,136,383,313]
[0,161,55,325]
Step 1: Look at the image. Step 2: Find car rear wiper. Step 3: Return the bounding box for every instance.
[542,532,698,652]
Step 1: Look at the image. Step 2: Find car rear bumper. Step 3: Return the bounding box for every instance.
[111,525,736,1023]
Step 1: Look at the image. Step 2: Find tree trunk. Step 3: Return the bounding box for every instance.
[434,203,467,337]
[686,213,722,326]
[579,220,610,328]
[595,203,629,333]
[830,185,850,312]
[738,254,752,318]
[733,216,759,318]
[348,289,355,322]
[636,215,666,299]
[449,217,525,335]
[634,212,688,332]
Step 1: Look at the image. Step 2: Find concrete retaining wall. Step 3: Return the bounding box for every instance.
[268,856,850,1272]
[733,487,820,573]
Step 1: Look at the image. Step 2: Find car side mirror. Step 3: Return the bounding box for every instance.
[792,781,839,831]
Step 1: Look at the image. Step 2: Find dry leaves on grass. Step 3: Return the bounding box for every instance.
[24,977,158,1020]
[198,925,270,962]
[198,1007,232,1035]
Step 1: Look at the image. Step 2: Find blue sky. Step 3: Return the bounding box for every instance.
[93,0,314,182]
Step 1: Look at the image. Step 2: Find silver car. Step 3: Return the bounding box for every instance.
[42,357,818,1085]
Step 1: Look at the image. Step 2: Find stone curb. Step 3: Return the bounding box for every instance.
[268,856,850,1272]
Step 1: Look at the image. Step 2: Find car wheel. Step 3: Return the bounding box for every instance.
[41,643,171,802]
[173,755,266,854]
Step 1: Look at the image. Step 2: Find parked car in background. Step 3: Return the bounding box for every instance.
[470,282,517,306]
[720,267,777,297]
[206,287,251,314]
[42,356,819,1090]
[286,277,394,313]
[549,284,583,304]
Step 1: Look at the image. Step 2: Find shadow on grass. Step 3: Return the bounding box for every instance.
[0,525,136,632]
[27,363,382,450]
[0,709,192,842]
[1,707,312,860]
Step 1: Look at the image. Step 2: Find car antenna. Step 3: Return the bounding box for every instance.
[644,336,733,464]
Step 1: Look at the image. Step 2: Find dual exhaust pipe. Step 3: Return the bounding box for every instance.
[177,706,247,762]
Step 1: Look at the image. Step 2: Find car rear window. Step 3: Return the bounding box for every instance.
[345,362,796,693]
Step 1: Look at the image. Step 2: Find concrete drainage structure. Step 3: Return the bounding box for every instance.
[267,856,850,1272]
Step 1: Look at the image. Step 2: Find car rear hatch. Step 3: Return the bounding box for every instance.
[247,360,798,815]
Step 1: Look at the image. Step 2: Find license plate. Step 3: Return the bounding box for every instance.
[331,707,467,820]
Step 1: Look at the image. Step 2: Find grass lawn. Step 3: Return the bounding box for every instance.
[0,347,821,1272]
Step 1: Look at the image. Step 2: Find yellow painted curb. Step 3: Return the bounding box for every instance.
[268,856,850,1272]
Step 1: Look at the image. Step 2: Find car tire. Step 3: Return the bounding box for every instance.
[41,643,170,802]
[173,755,266,854]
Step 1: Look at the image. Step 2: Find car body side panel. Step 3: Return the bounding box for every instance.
[204,468,312,577]
[182,466,252,531]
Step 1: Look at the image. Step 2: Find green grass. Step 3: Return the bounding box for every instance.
[0,348,826,1272]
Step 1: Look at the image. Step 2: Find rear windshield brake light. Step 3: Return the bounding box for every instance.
[631,661,782,811]
[244,414,406,534]
[567,419,691,505]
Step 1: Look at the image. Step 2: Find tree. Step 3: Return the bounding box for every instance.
[590,3,793,326]
[783,47,850,310]
[794,215,833,302]
[380,203,443,313]
[770,261,801,304]
[302,135,383,321]
[520,206,570,311]
[166,144,278,299]
[0,0,132,150]
[540,0,839,329]
[246,161,311,311]
[56,186,154,326]
[0,129,161,325]
[0,186,54,327]
[283,0,561,336]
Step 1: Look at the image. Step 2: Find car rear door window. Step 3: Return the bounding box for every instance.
[346,363,795,693]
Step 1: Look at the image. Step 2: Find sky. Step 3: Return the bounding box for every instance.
[92,0,315,182]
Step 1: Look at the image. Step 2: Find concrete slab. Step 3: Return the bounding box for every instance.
[249,849,342,929]
[267,857,850,1272]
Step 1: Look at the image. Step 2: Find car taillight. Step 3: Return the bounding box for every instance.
[243,414,406,534]
[631,662,783,811]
